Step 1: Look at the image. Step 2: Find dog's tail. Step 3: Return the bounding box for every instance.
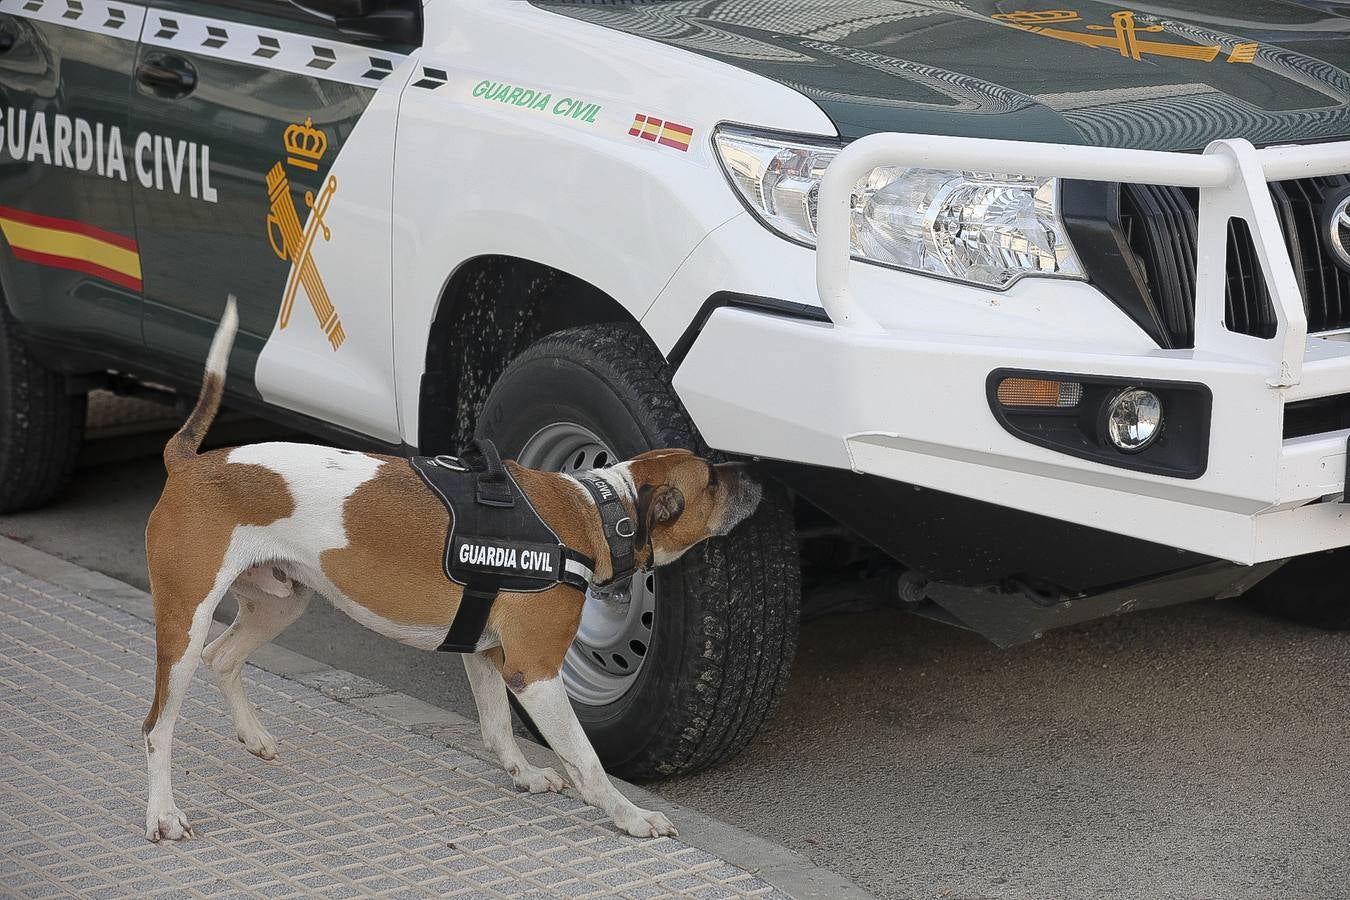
[164,295,238,472]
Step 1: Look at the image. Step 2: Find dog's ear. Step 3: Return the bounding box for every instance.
[647,485,685,526]
[635,484,685,549]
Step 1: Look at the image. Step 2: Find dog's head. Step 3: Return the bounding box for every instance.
[620,449,762,569]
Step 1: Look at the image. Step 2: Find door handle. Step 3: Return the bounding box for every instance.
[135,55,196,98]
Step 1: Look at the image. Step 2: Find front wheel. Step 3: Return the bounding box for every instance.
[477,324,800,779]
[0,308,85,513]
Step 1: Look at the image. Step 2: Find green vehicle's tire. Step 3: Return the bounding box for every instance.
[476,323,800,779]
[0,308,85,513]
[1248,551,1350,631]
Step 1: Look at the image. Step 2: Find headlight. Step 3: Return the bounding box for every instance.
[713,126,1084,289]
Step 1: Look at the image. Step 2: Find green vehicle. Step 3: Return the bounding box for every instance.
[2,0,1348,776]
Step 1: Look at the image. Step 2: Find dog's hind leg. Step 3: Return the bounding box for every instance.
[463,650,566,794]
[142,580,230,842]
[203,580,309,760]
[511,675,676,838]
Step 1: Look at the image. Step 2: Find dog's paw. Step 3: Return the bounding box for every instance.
[237,724,278,760]
[614,805,677,839]
[508,763,566,794]
[146,808,193,842]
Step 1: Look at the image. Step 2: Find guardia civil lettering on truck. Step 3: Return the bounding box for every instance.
[2,0,1349,778]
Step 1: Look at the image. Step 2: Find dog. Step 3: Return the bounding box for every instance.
[142,297,761,842]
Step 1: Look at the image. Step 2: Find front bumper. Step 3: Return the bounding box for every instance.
[664,134,1350,566]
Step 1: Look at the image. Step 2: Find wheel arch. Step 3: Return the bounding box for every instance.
[417,254,644,453]
[0,233,26,322]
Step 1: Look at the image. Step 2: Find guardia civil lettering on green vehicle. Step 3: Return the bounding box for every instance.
[0,106,216,200]
[3,0,1350,778]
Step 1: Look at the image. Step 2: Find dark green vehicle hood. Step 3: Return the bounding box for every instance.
[533,1,1350,150]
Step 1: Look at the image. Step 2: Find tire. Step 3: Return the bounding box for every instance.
[1248,551,1350,630]
[0,308,85,513]
[476,323,800,780]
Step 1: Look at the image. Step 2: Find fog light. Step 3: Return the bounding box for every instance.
[1105,388,1162,452]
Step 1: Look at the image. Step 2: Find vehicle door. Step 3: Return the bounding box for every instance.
[128,0,418,441]
[0,1,144,350]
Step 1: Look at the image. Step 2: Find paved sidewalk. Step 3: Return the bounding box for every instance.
[0,546,858,899]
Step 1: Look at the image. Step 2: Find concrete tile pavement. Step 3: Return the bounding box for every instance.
[0,541,867,899]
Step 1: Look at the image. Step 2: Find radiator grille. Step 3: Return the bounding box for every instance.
[1272,177,1350,333]
[1113,175,1350,347]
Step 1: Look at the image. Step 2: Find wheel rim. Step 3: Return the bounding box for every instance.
[515,422,656,706]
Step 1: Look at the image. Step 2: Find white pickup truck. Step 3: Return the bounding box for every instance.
[2,0,1348,777]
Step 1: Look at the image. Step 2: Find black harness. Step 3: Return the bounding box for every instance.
[410,439,598,653]
[572,472,639,588]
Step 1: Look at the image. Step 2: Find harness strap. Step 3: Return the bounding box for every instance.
[562,548,595,590]
[437,583,499,653]
[575,473,637,587]
[438,550,592,653]
[460,438,515,508]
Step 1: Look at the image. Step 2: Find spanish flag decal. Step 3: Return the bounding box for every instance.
[0,206,142,292]
[628,114,694,152]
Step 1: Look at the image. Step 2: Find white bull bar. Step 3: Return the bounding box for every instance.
[739,133,1350,564]
[815,134,1350,390]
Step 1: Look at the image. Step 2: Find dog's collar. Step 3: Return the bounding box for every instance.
[574,472,638,588]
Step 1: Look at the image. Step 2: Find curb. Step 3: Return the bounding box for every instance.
[0,535,871,900]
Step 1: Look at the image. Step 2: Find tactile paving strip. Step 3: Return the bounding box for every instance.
[0,566,782,899]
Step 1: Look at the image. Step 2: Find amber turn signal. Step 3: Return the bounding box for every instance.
[996,377,1083,408]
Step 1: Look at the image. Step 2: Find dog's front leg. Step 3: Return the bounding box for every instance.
[511,676,676,838]
[462,651,566,794]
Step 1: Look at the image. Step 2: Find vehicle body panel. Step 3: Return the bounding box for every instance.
[389,0,836,444]
[128,1,411,440]
[0,0,144,350]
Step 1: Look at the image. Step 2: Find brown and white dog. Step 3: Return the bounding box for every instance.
[143,298,760,842]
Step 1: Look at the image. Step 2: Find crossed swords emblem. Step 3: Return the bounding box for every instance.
[993,10,1258,65]
[265,162,345,350]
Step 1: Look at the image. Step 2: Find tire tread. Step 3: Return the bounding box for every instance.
[0,311,85,514]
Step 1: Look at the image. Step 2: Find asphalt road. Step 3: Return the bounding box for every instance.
[3,406,1348,899]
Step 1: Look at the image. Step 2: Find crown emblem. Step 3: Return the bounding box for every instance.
[284,117,327,171]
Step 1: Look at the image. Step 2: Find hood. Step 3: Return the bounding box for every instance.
[532,1,1350,150]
